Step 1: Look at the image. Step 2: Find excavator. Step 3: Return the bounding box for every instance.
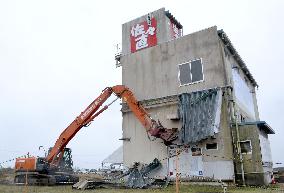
[14,85,178,185]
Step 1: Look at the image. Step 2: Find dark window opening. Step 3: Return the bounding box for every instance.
[178,58,203,86]
[206,143,218,150]
[191,147,202,156]
[178,62,191,85]
[191,59,203,82]
[240,114,246,122]
[240,141,252,154]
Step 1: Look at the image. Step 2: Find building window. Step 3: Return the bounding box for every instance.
[240,114,246,122]
[178,58,204,86]
[191,147,202,156]
[206,143,218,150]
[240,140,252,154]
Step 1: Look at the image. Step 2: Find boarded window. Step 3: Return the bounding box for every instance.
[178,59,203,85]
[240,141,252,153]
[206,143,218,150]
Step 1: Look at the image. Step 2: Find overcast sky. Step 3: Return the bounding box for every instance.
[0,0,283,169]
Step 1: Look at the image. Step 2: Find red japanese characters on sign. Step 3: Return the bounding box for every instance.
[130,18,157,53]
[170,20,181,40]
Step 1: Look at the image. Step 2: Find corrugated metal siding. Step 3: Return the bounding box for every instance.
[178,88,222,143]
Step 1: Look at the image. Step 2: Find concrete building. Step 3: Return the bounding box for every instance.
[116,8,274,185]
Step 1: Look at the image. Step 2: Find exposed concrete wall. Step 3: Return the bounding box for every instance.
[201,97,233,162]
[218,34,273,185]
[203,161,234,180]
[259,130,273,163]
[122,104,179,177]
[122,90,235,179]
[233,125,267,185]
[201,97,234,180]
[120,9,267,183]
[121,25,234,179]
[121,26,225,101]
[258,128,273,184]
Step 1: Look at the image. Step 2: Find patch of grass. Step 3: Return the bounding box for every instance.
[0,184,283,193]
[0,168,14,184]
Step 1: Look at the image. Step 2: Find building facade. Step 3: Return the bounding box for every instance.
[116,8,274,185]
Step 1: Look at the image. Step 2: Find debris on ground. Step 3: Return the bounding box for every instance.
[72,158,169,190]
[126,158,162,188]
[72,178,126,190]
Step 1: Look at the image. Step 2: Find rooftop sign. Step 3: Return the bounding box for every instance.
[130,17,157,53]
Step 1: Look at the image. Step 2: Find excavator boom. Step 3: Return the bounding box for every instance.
[15,85,178,185]
[46,87,113,164]
[47,85,177,166]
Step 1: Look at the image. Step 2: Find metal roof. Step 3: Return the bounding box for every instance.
[218,30,258,87]
[234,121,275,134]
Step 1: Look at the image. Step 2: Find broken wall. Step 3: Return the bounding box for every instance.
[121,26,227,171]
[167,96,234,180]
[120,9,234,180]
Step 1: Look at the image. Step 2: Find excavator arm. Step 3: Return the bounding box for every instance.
[46,85,178,166]
[111,85,177,141]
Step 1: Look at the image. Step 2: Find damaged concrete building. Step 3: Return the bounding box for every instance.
[116,8,275,185]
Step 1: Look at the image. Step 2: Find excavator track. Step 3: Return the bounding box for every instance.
[14,171,78,185]
[14,172,56,185]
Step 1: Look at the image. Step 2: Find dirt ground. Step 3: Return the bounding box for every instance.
[0,184,283,193]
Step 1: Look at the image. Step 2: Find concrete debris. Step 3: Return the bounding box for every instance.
[72,179,125,190]
[126,158,161,188]
[72,158,168,190]
[72,179,89,190]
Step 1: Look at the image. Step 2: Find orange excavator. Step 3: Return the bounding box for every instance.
[14,85,178,185]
